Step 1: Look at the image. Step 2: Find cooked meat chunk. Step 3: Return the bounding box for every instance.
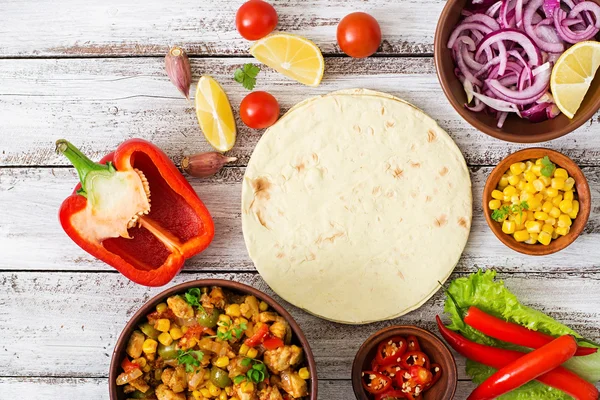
[258,385,284,400]
[241,296,260,320]
[269,321,288,339]
[126,330,145,359]
[279,369,308,398]
[263,345,303,374]
[202,287,226,309]
[161,365,187,393]
[155,383,186,400]
[167,296,194,319]
[129,377,150,393]
[258,312,279,323]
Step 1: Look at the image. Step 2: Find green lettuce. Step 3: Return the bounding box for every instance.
[444,269,600,399]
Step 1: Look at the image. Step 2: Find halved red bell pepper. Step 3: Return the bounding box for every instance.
[56,139,214,286]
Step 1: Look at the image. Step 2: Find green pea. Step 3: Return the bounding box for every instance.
[210,366,232,388]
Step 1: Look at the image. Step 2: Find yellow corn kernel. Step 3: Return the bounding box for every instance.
[503,185,517,196]
[535,158,543,165]
[563,190,574,202]
[499,175,510,188]
[491,190,504,200]
[489,200,502,210]
[133,357,147,368]
[552,230,559,239]
[508,174,520,186]
[524,182,537,193]
[520,192,531,202]
[231,397,240,400]
[517,181,526,191]
[569,201,579,219]
[526,233,539,244]
[531,164,542,176]
[158,332,173,346]
[556,226,570,236]
[526,160,534,170]
[142,364,152,373]
[502,220,516,234]
[559,200,573,214]
[534,211,549,220]
[545,217,556,226]
[219,392,228,400]
[247,348,258,359]
[524,171,537,183]
[298,367,311,380]
[510,162,526,175]
[156,302,168,313]
[564,177,575,191]
[549,207,561,219]
[551,178,565,190]
[539,175,551,186]
[538,231,552,245]
[514,230,530,242]
[142,339,158,354]
[225,386,234,396]
[209,385,221,397]
[558,214,572,228]
[241,381,255,393]
[181,326,189,334]
[542,201,553,213]
[170,327,183,340]
[552,194,563,207]
[259,301,269,312]
[226,304,242,318]
[527,197,541,211]
[218,314,232,325]
[542,224,554,234]
[546,187,559,198]
[525,221,541,233]
[215,356,230,368]
[513,213,526,229]
[532,179,545,192]
[239,343,249,356]
[527,211,535,221]
[554,168,569,179]
[192,390,202,400]
[511,195,520,204]
[200,388,211,398]
[155,319,170,333]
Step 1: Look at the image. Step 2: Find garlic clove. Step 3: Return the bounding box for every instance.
[165,46,192,100]
[181,152,237,178]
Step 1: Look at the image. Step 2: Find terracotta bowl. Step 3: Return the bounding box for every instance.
[483,148,591,255]
[109,279,318,400]
[434,0,600,143]
[352,326,457,400]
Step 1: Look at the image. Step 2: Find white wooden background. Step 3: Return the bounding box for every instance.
[1,0,599,398]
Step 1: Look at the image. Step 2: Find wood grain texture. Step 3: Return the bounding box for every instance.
[1,166,599,273]
[1,271,599,380]
[0,0,441,57]
[2,57,600,167]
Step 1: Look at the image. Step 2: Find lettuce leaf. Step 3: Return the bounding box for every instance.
[444,270,600,399]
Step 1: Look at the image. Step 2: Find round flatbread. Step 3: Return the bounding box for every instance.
[242,89,472,324]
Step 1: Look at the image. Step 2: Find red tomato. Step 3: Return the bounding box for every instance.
[236,0,278,40]
[336,12,382,58]
[240,91,280,129]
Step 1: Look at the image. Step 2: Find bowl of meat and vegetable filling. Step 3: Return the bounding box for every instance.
[109,280,317,400]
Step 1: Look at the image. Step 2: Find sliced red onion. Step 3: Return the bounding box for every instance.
[486,1,503,17]
[476,28,543,65]
[487,67,551,104]
[472,91,522,114]
[524,0,566,52]
[462,45,485,70]
[464,13,502,29]
[535,24,564,48]
[543,0,561,17]
[500,0,517,28]
[522,102,552,122]
[463,78,475,103]
[547,104,561,118]
[448,22,494,48]
[569,1,600,27]
[537,91,555,103]
[515,0,525,27]
[457,43,483,86]
[497,111,509,127]
[533,61,551,76]
[554,8,599,43]
[474,56,502,77]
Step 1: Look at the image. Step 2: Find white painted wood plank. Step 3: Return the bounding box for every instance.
[1,58,600,167]
[1,167,599,273]
[1,271,599,380]
[0,0,440,57]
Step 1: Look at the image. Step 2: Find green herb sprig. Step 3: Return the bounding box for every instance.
[215,321,248,341]
[233,358,269,384]
[177,349,204,373]
[541,156,556,178]
[234,64,261,90]
[491,201,529,222]
[184,288,206,314]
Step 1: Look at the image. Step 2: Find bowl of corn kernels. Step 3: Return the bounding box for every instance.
[483,148,591,256]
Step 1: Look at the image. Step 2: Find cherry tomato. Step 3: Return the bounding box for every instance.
[336,12,382,58]
[236,0,278,40]
[240,91,280,129]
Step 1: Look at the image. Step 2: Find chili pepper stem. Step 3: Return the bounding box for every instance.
[55,139,113,195]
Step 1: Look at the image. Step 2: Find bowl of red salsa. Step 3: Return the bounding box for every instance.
[352,326,457,400]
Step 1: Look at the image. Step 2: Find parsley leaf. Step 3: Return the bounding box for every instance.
[241,357,252,367]
[233,375,247,384]
[177,349,204,373]
[491,205,511,222]
[234,63,261,90]
[239,358,268,383]
[184,288,205,313]
[541,156,556,178]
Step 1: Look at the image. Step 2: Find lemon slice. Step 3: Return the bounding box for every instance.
[551,41,600,119]
[195,76,237,152]
[250,33,324,87]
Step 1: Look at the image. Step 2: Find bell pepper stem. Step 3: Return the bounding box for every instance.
[55,139,114,195]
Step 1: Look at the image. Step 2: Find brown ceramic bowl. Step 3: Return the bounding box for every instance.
[109,279,317,400]
[352,326,457,400]
[483,148,591,255]
[434,0,600,143]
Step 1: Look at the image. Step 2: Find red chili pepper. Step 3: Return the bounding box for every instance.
[376,336,408,366]
[362,371,393,394]
[121,357,140,373]
[467,335,578,400]
[245,323,270,347]
[406,335,421,352]
[263,336,285,350]
[394,369,420,398]
[375,389,409,400]
[400,351,430,370]
[379,363,404,379]
[436,316,599,400]
[409,365,433,386]
[464,306,598,357]
[57,139,214,287]
[426,363,442,389]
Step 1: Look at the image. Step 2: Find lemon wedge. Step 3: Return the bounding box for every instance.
[551,41,600,119]
[195,76,237,152]
[250,33,325,87]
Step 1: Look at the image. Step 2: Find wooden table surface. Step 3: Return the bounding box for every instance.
[1,0,600,398]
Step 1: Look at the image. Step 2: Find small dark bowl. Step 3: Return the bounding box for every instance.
[483,148,591,255]
[109,279,318,400]
[434,0,600,143]
[352,326,457,400]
